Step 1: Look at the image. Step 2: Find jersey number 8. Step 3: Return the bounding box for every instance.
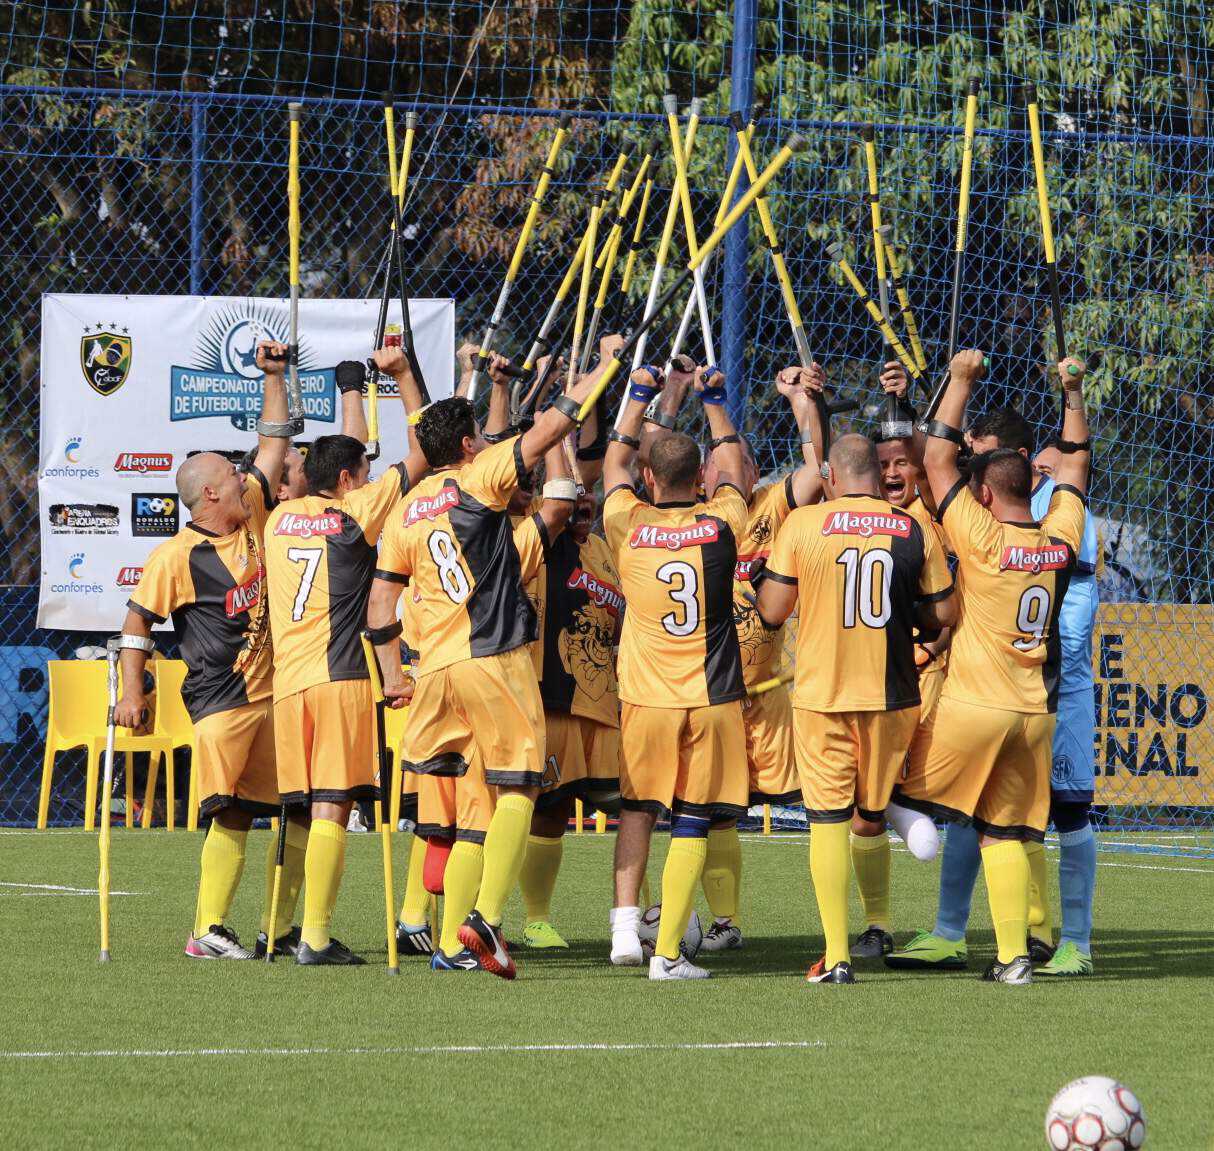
[428,529,471,604]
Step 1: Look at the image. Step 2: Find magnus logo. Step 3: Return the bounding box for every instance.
[629,521,720,551]
[274,512,342,539]
[1000,544,1071,573]
[43,437,102,479]
[821,510,912,539]
[115,566,144,588]
[115,452,173,475]
[225,574,262,617]
[405,488,459,525]
[734,552,768,582]
[567,566,624,616]
[49,552,104,595]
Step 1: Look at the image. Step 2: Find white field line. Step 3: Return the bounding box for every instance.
[0,1040,825,1061]
[0,882,145,896]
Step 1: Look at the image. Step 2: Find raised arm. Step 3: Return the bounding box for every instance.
[454,341,478,399]
[639,353,694,468]
[535,440,577,540]
[1051,356,1091,495]
[603,365,656,494]
[252,341,290,494]
[697,366,750,499]
[778,363,826,508]
[922,348,985,507]
[335,361,369,443]
[371,345,430,488]
[483,351,515,440]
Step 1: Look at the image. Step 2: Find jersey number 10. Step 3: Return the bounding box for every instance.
[836,547,892,629]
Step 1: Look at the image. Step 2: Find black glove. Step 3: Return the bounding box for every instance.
[336,360,367,395]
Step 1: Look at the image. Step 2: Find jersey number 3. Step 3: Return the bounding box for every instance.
[657,560,699,637]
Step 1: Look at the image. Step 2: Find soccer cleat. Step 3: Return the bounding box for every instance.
[1027,934,1056,964]
[700,920,744,953]
[430,948,482,972]
[185,924,254,960]
[396,921,435,956]
[884,931,968,970]
[982,954,1033,985]
[458,910,516,980]
[295,937,366,966]
[522,920,569,950]
[648,954,711,981]
[254,925,302,959]
[1036,941,1093,977]
[852,926,894,958]
[806,957,856,984]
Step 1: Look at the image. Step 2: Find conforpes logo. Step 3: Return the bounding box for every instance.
[80,324,132,396]
[170,302,335,430]
[65,437,82,463]
[49,553,104,595]
[47,502,120,535]
[43,437,101,479]
[115,453,173,475]
[131,493,179,537]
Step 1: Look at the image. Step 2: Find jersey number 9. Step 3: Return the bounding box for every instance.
[1013,585,1051,651]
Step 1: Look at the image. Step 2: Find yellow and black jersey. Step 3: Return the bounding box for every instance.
[376,437,536,677]
[265,463,409,700]
[937,479,1086,714]
[127,469,274,722]
[732,476,796,686]
[766,494,953,712]
[536,531,623,726]
[511,511,551,679]
[604,483,747,709]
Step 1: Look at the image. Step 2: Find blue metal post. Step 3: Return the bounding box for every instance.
[723,0,757,429]
[189,102,207,295]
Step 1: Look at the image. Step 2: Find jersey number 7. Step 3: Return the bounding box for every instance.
[287,546,322,622]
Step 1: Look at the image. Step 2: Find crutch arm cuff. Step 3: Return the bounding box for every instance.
[364,620,403,646]
[114,633,156,654]
[923,420,965,446]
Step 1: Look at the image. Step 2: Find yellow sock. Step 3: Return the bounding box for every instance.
[850,832,891,930]
[656,837,708,960]
[701,826,742,924]
[193,822,248,937]
[1025,840,1052,944]
[398,834,430,926]
[519,834,564,922]
[809,821,851,967]
[261,820,308,936]
[981,839,1030,964]
[440,841,484,955]
[300,818,346,951]
[475,793,535,927]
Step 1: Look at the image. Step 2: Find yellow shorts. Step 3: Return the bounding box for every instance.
[400,769,419,825]
[537,712,620,812]
[194,698,278,819]
[403,647,545,788]
[792,706,920,823]
[416,762,495,844]
[743,684,799,805]
[274,679,376,808]
[620,701,747,820]
[895,695,1055,842]
[918,661,946,722]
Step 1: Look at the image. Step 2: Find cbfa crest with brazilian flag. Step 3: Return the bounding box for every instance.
[80,323,132,396]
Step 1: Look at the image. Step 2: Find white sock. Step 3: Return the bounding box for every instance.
[610,905,640,932]
[886,802,939,862]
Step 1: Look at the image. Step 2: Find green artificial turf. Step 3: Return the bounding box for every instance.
[1,827,1211,1149]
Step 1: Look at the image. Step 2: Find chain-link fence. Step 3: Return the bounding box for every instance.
[3,2,1213,846]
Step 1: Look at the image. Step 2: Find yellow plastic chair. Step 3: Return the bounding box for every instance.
[143,660,197,830]
[37,660,174,831]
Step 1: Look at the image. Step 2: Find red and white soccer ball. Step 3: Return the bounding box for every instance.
[1045,1076,1146,1150]
[636,904,703,960]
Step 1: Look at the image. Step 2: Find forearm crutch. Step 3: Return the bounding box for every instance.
[98,637,120,962]
[361,634,400,976]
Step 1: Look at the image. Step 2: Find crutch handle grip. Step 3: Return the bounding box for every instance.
[1022,81,1037,104]
[968,76,982,96]
[729,110,746,133]
[558,111,573,130]
[861,123,876,142]
[827,397,861,416]
[288,102,302,121]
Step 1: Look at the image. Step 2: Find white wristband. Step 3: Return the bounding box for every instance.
[542,479,578,502]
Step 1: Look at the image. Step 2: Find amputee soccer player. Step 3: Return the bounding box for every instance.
[756,433,955,983]
[889,403,1100,976]
[365,350,615,980]
[113,341,291,959]
[693,362,829,953]
[264,344,430,966]
[844,363,952,959]
[890,350,1091,985]
[604,363,752,981]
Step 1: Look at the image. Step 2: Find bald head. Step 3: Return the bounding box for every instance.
[828,434,881,493]
[176,452,229,512]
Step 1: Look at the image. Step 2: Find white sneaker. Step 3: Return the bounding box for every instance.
[611,930,645,966]
[701,920,743,952]
[185,924,254,960]
[649,954,711,981]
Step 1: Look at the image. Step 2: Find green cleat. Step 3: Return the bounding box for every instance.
[884,931,968,970]
[1035,941,1093,976]
[522,920,569,950]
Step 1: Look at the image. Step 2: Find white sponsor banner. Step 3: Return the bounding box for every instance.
[38,293,454,630]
